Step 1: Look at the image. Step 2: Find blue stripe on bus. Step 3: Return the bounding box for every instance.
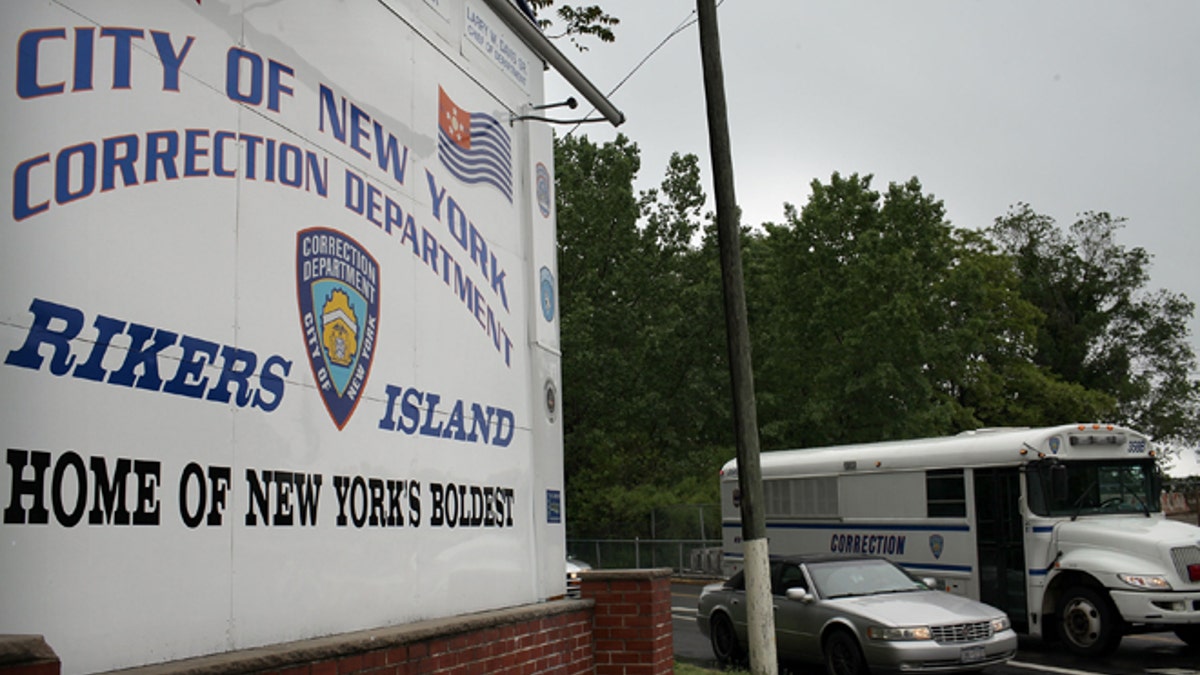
[899,562,973,573]
[720,552,974,574]
[723,551,1052,578]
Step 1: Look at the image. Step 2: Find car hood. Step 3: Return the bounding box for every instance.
[829,590,1001,626]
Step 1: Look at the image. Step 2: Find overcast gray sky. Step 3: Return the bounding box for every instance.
[544,0,1200,371]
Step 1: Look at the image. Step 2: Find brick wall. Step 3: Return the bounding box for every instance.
[579,568,674,675]
[0,569,675,675]
[2,603,593,675]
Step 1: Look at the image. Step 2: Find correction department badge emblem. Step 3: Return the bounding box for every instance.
[297,228,380,429]
[929,534,945,560]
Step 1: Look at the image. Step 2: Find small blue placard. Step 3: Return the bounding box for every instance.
[539,266,556,322]
[547,489,562,524]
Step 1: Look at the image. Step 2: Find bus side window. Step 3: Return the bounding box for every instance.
[926,469,966,517]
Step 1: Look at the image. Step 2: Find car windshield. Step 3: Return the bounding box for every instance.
[806,559,925,599]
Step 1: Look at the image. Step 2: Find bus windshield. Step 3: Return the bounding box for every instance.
[1026,459,1160,517]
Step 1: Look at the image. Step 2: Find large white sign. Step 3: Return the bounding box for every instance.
[0,1,563,672]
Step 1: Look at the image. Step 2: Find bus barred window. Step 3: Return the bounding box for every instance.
[764,477,838,517]
[765,479,790,515]
[926,469,966,517]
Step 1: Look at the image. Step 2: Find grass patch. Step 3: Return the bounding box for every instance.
[674,661,745,674]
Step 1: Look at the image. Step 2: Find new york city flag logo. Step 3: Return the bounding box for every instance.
[296,228,380,429]
[437,86,513,202]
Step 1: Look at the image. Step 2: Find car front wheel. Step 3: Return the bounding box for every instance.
[709,612,743,665]
[824,628,869,675]
[1057,586,1122,656]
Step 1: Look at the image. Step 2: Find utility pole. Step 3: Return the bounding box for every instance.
[695,1,777,673]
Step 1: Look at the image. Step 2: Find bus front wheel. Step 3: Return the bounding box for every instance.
[1174,626,1200,650]
[1057,586,1122,656]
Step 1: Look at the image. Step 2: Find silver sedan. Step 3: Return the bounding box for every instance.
[696,554,1018,674]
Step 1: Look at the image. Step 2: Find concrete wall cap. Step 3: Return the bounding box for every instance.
[578,568,673,581]
[95,600,592,675]
[0,635,58,666]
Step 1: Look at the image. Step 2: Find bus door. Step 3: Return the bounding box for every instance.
[973,467,1028,631]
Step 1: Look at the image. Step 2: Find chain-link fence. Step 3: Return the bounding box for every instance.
[567,538,723,576]
[567,502,723,575]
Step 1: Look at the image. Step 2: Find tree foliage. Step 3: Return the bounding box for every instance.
[555,134,729,537]
[751,174,970,445]
[553,136,1200,539]
[527,0,618,51]
[987,205,1200,443]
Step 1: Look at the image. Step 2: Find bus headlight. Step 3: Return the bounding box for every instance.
[868,625,932,641]
[1117,573,1171,590]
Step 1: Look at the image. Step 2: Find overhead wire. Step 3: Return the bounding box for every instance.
[563,0,726,137]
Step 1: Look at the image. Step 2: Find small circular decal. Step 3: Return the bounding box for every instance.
[544,379,557,422]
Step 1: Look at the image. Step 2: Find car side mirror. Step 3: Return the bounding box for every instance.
[785,587,813,603]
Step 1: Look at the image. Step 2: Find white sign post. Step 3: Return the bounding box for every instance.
[0,1,564,672]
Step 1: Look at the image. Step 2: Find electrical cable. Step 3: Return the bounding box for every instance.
[564,0,727,137]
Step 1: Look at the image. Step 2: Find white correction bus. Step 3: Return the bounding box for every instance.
[719,424,1200,656]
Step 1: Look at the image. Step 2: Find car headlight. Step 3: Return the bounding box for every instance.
[1118,573,1172,590]
[991,616,1011,633]
[867,625,932,641]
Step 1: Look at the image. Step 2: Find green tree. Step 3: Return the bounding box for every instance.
[749,173,1108,448]
[552,140,1199,542]
[555,134,727,537]
[555,133,642,510]
[936,229,1117,428]
[988,204,1200,443]
[752,174,961,446]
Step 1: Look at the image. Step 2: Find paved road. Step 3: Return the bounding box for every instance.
[671,581,1198,675]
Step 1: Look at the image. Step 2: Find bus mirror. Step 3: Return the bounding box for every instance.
[1051,463,1068,502]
